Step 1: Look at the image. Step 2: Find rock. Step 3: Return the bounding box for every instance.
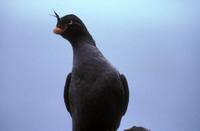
[124,126,150,131]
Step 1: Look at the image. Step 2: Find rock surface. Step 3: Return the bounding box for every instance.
[124,126,150,131]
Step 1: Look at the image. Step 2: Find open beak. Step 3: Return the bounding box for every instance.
[53,27,64,35]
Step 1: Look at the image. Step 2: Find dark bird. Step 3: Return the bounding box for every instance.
[53,11,129,131]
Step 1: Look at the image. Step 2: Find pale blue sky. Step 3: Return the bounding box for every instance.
[0,1,200,131]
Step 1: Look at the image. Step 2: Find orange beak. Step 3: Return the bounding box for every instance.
[53,27,64,35]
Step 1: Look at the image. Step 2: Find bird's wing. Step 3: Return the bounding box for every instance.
[120,74,129,116]
[64,73,72,115]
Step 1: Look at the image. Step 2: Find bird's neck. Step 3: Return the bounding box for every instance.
[67,30,96,48]
[72,42,100,66]
[71,36,96,48]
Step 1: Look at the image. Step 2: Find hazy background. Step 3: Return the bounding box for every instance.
[0,0,199,131]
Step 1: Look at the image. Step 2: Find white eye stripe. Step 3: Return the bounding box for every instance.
[69,20,73,25]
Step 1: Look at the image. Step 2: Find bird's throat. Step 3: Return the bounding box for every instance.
[67,34,96,48]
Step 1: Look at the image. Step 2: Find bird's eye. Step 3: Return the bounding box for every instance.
[68,20,73,25]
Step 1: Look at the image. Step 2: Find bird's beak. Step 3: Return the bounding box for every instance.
[53,27,65,35]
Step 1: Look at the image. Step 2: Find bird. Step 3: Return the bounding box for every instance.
[53,11,129,131]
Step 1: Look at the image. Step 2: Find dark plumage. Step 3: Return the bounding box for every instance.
[53,11,129,131]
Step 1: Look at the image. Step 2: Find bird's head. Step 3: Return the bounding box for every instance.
[53,11,93,44]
